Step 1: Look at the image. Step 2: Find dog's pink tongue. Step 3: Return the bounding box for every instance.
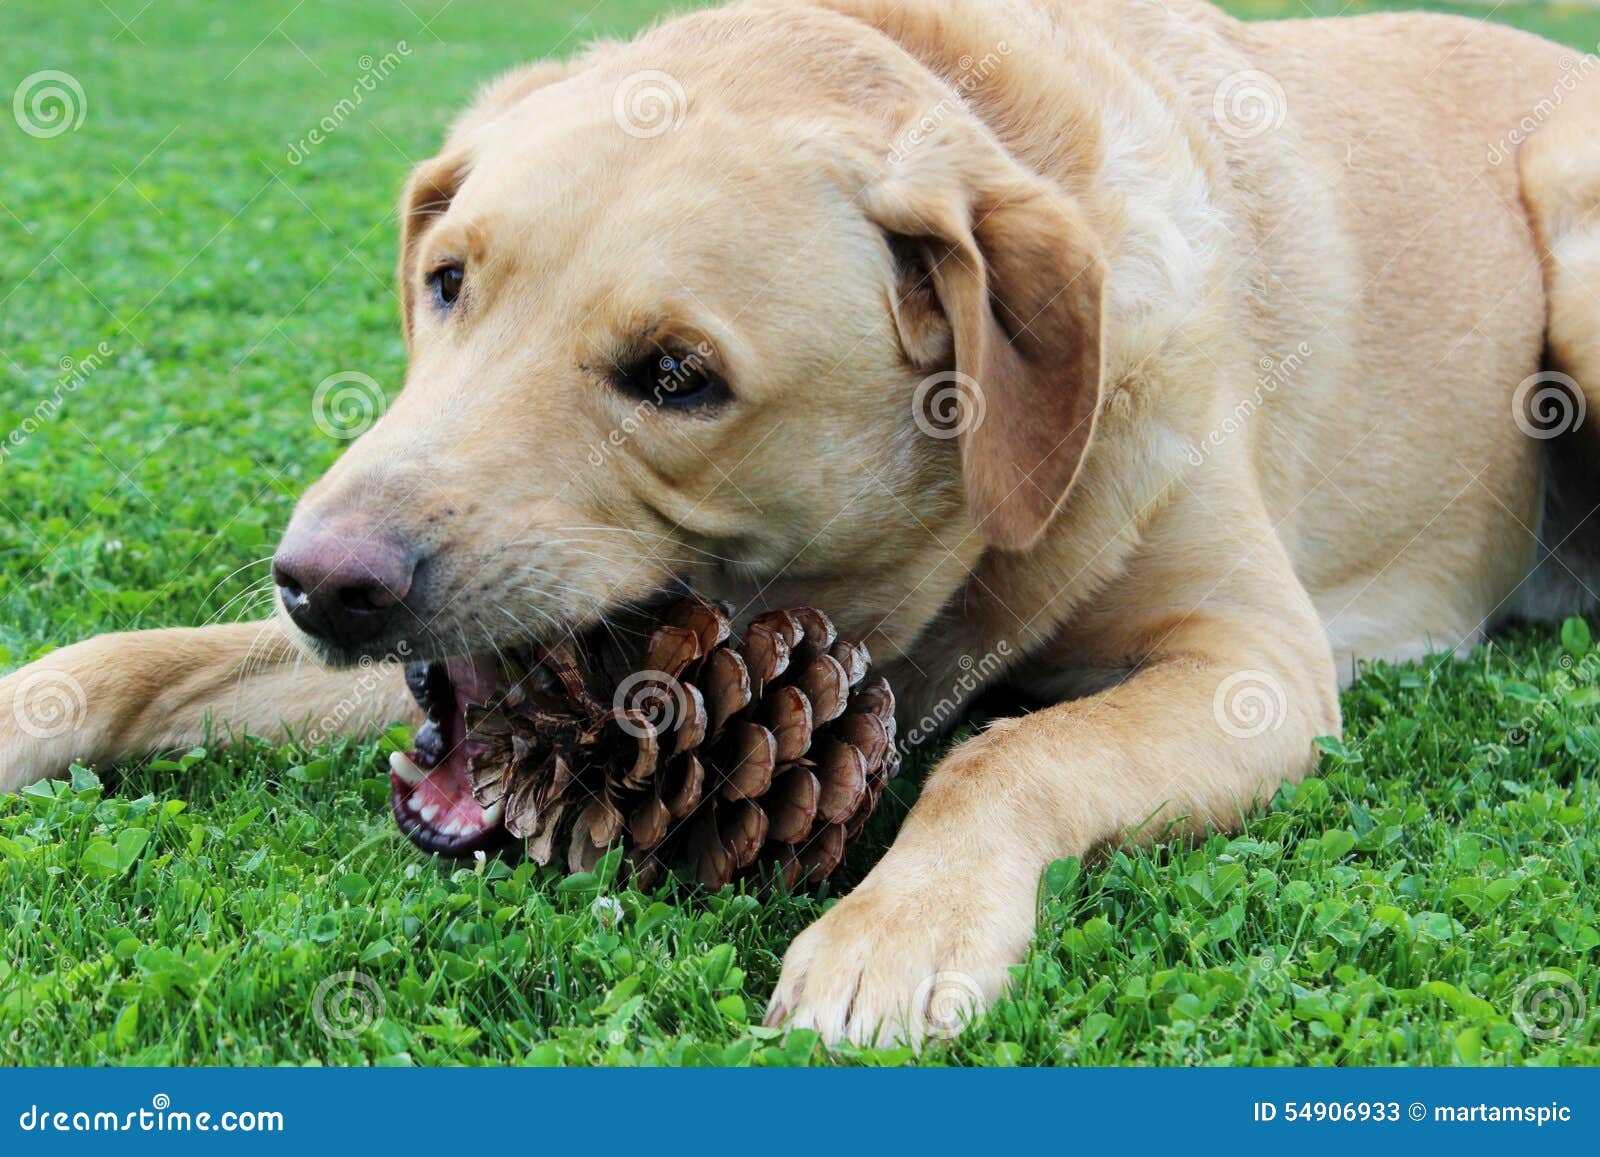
[445,654,500,707]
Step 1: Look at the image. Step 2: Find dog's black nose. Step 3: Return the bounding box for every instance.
[272,520,416,648]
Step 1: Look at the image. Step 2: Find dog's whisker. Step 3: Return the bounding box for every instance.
[202,578,278,627]
[200,554,276,604]
[230,619,286,708]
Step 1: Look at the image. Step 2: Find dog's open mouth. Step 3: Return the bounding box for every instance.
[388,655,512,855]
[387,590,683,855]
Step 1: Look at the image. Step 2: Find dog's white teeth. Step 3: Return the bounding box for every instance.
[481,801,505,826]
[442,820,465,838]
[389,751,427,787]
[420,804,439,824]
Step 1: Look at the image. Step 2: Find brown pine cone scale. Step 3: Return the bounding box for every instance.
[464,598,898,889]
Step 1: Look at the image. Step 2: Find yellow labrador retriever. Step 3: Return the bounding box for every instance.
[3,0,1598,1045]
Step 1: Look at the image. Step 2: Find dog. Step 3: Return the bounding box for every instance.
[3,0,1597,1046]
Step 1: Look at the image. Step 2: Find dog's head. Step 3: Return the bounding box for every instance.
[270,3,1104,849]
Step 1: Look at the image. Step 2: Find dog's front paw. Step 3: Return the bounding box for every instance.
[764,864,1034,1048]
[0,652,103,794]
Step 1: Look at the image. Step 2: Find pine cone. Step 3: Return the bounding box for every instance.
[464,598,899,889]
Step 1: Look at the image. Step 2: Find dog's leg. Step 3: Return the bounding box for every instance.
[1521,81,1600,431]
[1513,91,1600,622]
[766,490,1341,1047]
[0,620,416,792]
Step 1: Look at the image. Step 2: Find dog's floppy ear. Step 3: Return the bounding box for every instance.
[396,152,470,346]
[397,60,582,346]
[868,134,1106,552]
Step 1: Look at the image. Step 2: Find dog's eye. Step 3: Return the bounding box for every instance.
[428,263,464,308]
[613,348,728,410]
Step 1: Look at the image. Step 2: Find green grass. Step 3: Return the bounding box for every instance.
[2,0,1598,1067]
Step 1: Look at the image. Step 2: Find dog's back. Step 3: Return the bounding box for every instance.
[1233,10,1599,657]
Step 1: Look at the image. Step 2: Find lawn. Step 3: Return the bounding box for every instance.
[2,0,1599,1067]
